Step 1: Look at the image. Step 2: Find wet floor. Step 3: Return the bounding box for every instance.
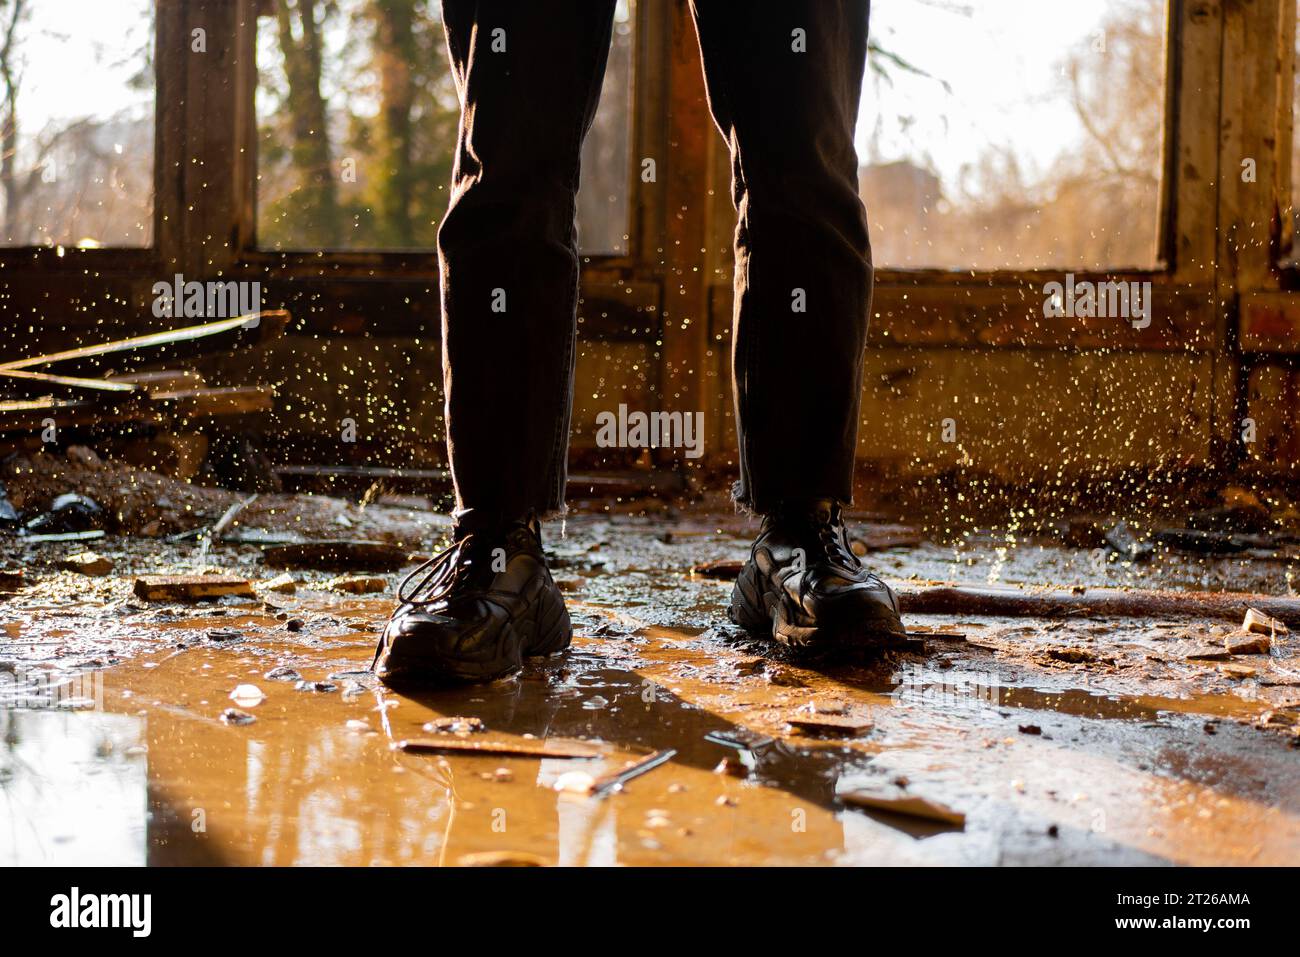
[3,510,1299,865]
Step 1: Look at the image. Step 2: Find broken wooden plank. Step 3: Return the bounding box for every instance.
[106,369,207,393]
[24,529,106,544]
[151,386,275,417]
[0,310,291,376]
[0,386,275,434]
[393,737,601,759]
[0,368,138,399]
[133,574,256,601]
[896,582,1300,628]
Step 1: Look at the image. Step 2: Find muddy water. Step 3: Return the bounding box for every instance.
[3,512,1299,865]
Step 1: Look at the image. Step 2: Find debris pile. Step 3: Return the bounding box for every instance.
[0,312,287,439]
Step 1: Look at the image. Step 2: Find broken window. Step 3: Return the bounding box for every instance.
[860,0,1167,271]
[0,0,156,248]
[254,0,634,254]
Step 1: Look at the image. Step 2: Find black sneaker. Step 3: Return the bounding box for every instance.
[729,499,905,651]
[373,514,571,685]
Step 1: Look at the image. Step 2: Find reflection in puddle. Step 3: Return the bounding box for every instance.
[1,709,146,865]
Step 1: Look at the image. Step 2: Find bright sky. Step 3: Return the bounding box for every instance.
[860,0,1162,191]
[11,0,153,136]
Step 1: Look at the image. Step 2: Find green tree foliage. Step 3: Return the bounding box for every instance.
[257,0,459,250]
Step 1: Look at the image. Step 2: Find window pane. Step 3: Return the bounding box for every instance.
[859,0,1166,271]
[578,0,634,256]
[255,0,633,254]
[0,0,155,248]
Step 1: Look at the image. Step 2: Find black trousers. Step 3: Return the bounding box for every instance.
[439,1,872,524]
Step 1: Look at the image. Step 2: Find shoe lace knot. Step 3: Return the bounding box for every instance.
[396,532,490,607]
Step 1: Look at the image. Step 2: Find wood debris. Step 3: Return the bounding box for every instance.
[589,748,677,796]
[1225,633,1271,655]
[689,559,744,579]
[841,789,966,827]
[423,716,485,734]
[133,574,256,601]
[262,541,410,572]
[1219,663,1257,679]
[1243,607,1287,636]
[325,574,388,595]
[258,573,297,594]
[0,312,288,435]
[394,737,602,759]
[58,551,113,576]
[787,709,874,735]
[896,582,1300,628]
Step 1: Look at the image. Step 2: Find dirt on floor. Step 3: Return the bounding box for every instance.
[1,456,1299,866]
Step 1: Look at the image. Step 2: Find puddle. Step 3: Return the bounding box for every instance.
[1,512,1298,866]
